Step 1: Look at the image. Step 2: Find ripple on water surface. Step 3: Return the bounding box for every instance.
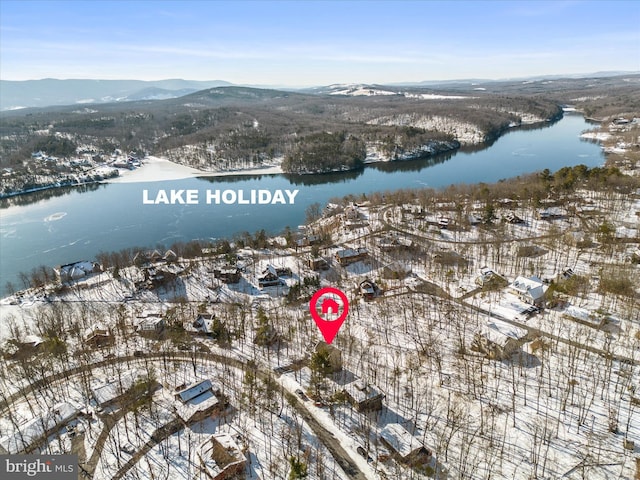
[44,212,67,222]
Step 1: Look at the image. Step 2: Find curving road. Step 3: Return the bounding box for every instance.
[1,351,368,480]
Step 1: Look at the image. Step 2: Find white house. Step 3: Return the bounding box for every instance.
[509,276,546,306]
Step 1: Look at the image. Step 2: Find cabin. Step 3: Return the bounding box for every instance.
[359,279,377,300]
[85,327,114,348]
[509,276,546,306]
[472,320,530,360]
[378,235,412,251]
[193,313,216,334]
[437,215,450,229]
[137,316,166,335]
[54,261,102,283]
[0,402,79,454]
[344,205,361,220]
[343,380,385,412]
[379,423,432,466]
[91,370,159,408]
[214,267,242,284]
[503,211,524,224]
[307,256,329,271]
[296,234,322,248]
[335,247,369,266]
[163,249,178,263]
[274,266,292,277]
[133,249,163,266]
[258,265,282,288]
[314,341,342,373]
[402,204,424,216]
[537,207,566,220]
[173,380,225,423]
[175,379,215,403]
[197,433,246,480]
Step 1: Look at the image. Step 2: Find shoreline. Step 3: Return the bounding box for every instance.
[0,112,576,199]
[106,156,285,184]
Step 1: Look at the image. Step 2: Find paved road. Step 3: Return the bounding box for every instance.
[1,351,368,480]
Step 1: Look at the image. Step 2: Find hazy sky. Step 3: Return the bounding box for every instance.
[1,0,638,85]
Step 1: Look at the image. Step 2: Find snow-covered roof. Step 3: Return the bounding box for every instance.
[91,370,139,406]
[344,380,384,404]
[175,379,213,404]
[137,317,164,331]
[380,423,426,459]
[197,433,245,477]
[56,261,96,279]
[480,320,529,347]
[0,402,78,454]
[336,247,368,259]
[511,276,545,300]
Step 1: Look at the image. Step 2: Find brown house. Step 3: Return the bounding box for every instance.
[343,380,385,412]
[197,433,247,480]
[85,327,114,348]
[380,423,432,466]
[214,267,241,284]
[335,247,368,266]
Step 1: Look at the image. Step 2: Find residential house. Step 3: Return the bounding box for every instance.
[344,205,360,220]
[296,234,322,248]
[173,379,225,423]
[335,247,369,266]
[163,249,178,263]
[274,266,292,277]
[214,267,242,284]
[378,234,412,251]
[379,423,432,466]
[193,313,216,334]
[343,380,385,412]
[537,207,567,220]
[472,320,530,360]
[258,265,281,288]
[0,402,78,454]
[141,265,179,288]
[307,256,329,271]
[314,341,342,373]
[402,204,424,216]
[509,276,546,306]
[359,279,377,300]
[91,370,147,407]
[437,215,450,229]
[137,316,166,335]
[503,211,524,224]
[54,261,102,283]
[197,433,247,480]
[175,379,215,403]
[85,327,114,348]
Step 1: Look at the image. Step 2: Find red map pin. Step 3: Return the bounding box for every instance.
[309,287,349,344]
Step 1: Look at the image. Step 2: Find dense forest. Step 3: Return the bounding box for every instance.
[1,75,638,177]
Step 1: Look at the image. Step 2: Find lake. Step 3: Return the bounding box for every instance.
[0,113,603,290]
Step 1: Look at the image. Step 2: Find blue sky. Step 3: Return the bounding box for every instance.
[1,0,638,85]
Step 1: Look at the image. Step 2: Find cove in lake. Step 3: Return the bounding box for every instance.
[0,114,604,290]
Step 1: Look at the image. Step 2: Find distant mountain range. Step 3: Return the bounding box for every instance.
[2,72,638,110]
[0,79,233,110]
